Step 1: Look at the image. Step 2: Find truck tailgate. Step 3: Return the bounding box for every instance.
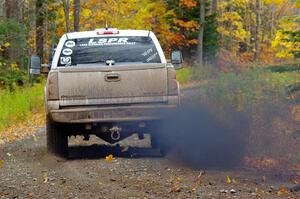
[58,63,168,106]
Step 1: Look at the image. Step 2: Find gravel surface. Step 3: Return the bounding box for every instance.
[0,87,299,199]
[0,132,299,199]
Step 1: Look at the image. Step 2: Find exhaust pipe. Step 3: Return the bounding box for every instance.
[109,126,122,141]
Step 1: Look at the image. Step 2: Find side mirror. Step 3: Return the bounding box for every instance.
[171,51,183,70]
[29,56,41,75]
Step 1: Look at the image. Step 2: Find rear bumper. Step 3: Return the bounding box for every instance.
[50,104,177,123]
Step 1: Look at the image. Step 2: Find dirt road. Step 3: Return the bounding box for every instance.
[0,87,299,199]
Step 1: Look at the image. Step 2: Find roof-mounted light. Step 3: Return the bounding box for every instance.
[95,28,119,35]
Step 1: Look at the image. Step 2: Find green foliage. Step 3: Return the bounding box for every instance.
[0,66,28,90]
[176,68,196,83]
[176,65,219,84]
[178,64,299,111]
[0,83,45,131]
[196,67,300,111]
[0,17,27,58]
[203,14,220,62]
[266,64,300,73]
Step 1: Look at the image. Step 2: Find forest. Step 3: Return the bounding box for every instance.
[0,0,299,74]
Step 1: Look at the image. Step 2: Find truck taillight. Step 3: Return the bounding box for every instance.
[168,67,179,96]
[96,28,119,35]
[47,71,59,100]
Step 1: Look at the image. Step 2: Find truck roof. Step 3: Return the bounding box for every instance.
[66,29,153,39]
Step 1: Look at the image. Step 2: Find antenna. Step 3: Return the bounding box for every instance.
[105,20,108,30]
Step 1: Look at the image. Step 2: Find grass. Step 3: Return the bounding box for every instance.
[177,65,300,110]
[0,83,45,131]
[176,65,218,84]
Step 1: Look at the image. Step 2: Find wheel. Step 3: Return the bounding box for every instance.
[151,133,168,156]
[46,115,68,158]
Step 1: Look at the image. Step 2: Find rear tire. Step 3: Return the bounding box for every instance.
[151,133,168,156]
[46,115,68,158]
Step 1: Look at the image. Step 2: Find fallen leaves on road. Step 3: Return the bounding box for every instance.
[277,187,289,195]
[197,170,205,178]
[0,113,45,145]
[43,172,49,183]
[226,176,231,184]
[170,182,181,193]
[105,154,115,163]
[32,135,38,142]
[121,146,129,152]
[0,159,4,168]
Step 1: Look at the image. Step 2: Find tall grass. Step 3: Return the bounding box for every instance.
[176,65,218,83]
[197,68,300,111]
[0,83,45,131]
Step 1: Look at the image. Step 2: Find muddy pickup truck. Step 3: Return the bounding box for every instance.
[30,28,182,157]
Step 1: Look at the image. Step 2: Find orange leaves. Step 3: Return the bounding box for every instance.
[105,154,115,163]
[174,19,198,31]
[173,19,199,47]
[179,0,197,8]
[277,187,289,196]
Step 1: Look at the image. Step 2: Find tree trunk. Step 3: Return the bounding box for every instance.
[73,0,80,32]
[0,0,4,17]
[270,3,275,39]
[254,0,261,61]
[62,0,70,32]
[197,0,205,66]
[5,0,22,66]
[211,0,218,15]
[5,0,19,19]
[36,0,45,62]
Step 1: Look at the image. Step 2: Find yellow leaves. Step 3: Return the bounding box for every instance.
[4,42,10,47]
[226,176,238,184]
[226,176,232,184]
[10,63,19,71]
[176,177,182,182]
[0,159,4,168]
[0,42,11,52]
[105,154,115,163]
[81,8,92,18]
[264,0,288,5]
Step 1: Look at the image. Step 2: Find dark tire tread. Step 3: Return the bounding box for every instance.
[46,115,68,158]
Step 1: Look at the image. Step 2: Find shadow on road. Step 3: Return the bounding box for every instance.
[67,144,162,160]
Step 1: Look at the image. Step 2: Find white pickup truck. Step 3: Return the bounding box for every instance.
[30,28,182,157]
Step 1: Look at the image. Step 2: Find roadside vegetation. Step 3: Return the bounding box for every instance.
[0,83,44,132]
[177,64,300,167]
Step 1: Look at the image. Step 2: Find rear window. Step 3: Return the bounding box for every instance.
[58,36,161,66]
